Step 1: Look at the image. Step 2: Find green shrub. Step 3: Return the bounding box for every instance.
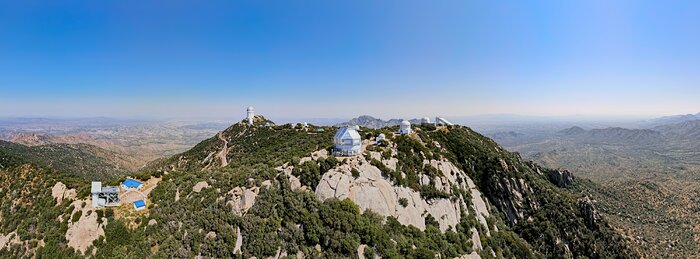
[72,210,82,223]
[351,168,361,178]
[398,198,408,207]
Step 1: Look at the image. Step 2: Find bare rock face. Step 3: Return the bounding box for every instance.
[51,182,76,205]
[488,175,538,224]
[192,181,209,193]
[233,226,243,254]
[466,178,492,236]
[65,199,104,254]
[578,196,601,229]
[316,159,473,232]
[546,169,574,188]
[0,231,22,251]
[226,187,259,215]
[455,252,482,259]
[470,227,482,251]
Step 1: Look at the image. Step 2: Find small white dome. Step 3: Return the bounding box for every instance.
[353,125,360,130]
[401,120,410,126]
[422,117,431,123]
[247,106,254,112]
[378,133,386,138]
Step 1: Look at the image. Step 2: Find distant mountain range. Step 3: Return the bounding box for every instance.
[334,115,422,129]
[555,118,700,147]
[495,117,700,257]
[646,112,700,126]
[557,126,666,146]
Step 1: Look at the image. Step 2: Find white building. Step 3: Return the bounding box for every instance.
[398,120,412,134]
[375,133,386,145]
[435,117,454,126]
[421,117,431,124]
[91,181,120,208]
[246,106,255,125]
[333,126,362,156]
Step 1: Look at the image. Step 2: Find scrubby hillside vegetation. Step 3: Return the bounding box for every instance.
[0,116,637,258]
[0,141,137,180]
[0,144,88,258]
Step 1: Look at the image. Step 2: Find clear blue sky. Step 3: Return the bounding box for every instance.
[1,0,699,119]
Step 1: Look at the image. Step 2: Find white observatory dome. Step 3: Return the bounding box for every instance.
[422,117,431,124]
[247,106,254,112]
[399,120,412,134]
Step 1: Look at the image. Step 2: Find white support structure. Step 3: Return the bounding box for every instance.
[91,181,121,208]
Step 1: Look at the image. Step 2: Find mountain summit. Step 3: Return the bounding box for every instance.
[0,114,636,258]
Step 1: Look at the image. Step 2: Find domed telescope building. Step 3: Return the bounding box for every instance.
[333,126,362,156]
[398,119,412,134]
[246,106,255,125]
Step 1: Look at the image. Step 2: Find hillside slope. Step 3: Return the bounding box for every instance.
[0,146,92,258]
[141,118,635,258]
[0,117,637,258]
[494,120,700,257]
[0,141,137,180]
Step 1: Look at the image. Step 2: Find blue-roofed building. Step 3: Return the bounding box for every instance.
[133,200,146,211]
[121,179,144,191]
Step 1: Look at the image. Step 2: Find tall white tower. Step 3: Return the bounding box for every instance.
[246,106,255,125]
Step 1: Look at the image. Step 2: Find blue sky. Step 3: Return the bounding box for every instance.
[1,0,699,119]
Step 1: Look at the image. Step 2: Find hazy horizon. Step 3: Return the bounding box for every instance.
[2,1,699,118]
[0,112,684,125]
